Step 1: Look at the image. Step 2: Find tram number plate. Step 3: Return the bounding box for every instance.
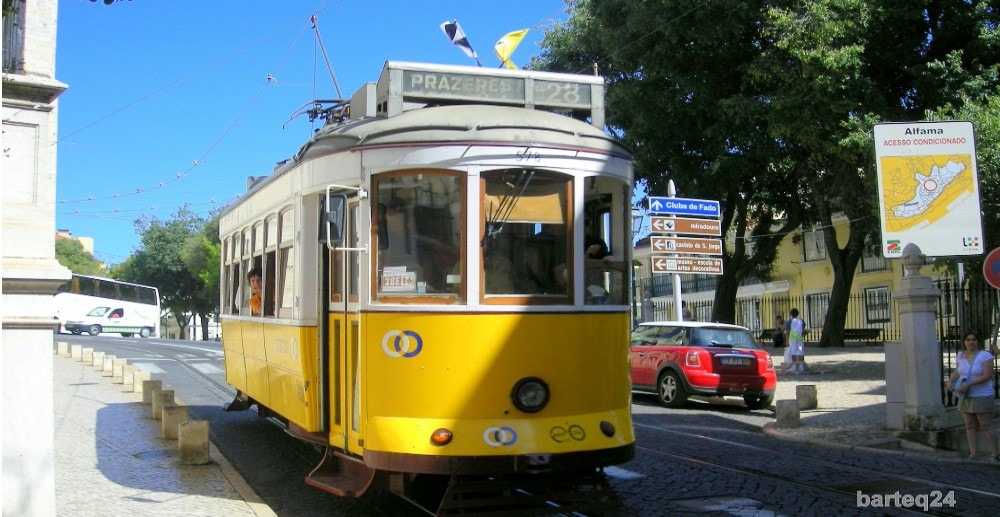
[719,357,751,366]
[382,270,417,292]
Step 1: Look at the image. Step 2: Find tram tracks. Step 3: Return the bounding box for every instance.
[632,421,1000,515]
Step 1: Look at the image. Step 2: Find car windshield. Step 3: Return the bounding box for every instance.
[87,307,111,317]
[690,327,759,349]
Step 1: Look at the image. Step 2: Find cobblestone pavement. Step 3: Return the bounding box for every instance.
[764,344,999,463]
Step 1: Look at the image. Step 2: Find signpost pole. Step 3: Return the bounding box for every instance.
[668,180,683,321]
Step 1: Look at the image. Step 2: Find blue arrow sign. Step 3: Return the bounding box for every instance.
[648,197,720,218]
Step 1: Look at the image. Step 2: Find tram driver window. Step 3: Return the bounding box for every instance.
[374,172,463,299]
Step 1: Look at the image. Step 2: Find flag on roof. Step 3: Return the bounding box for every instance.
[440,20,482,66]
[495,28,529,70]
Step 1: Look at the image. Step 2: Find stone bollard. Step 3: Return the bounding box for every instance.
[82,348,93,364]
[123,365,137,386]
[112,359,127,380]
[102,355,116,376]
[70,344,83,360]
[133,371,151,393]
[178,420,211,465]
[92,351,105,369]
[796,385,818,411]
[153,389,175,421]
[56,342,69,356]
[162,405,189,440]
[142,380,162,405]
[775,399,800,428]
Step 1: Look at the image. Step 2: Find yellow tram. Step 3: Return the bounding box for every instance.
[219,61,635,513]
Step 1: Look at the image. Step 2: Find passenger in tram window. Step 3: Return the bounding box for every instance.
[247,267,263,316]
[483,238,515,294]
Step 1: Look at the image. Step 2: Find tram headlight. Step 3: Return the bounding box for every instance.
[511,377,549,413]
[430,428,453,446]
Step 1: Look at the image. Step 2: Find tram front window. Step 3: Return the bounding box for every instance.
[482,170,569,298]
[374,172,463,299]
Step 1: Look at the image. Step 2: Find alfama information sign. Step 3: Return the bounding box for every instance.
[873,121,983,257]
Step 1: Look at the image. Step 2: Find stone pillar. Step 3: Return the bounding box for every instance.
[2,3,70,515]
[886,244,945,431]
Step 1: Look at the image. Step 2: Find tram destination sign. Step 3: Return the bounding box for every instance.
[651,257,724,275]
[650,216,722,236]
[648,196,720,218]
[651,236,723,256]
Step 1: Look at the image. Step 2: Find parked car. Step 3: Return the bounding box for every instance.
[630,321,777,409]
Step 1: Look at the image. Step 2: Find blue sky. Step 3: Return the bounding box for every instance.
[55,0,569,265]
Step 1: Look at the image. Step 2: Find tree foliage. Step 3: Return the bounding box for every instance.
[534,0,1000,340]
[112,208,219,340]
[55,238,105,276]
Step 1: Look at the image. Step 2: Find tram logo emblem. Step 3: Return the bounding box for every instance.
[381,330,423,358]
[549,424,586,443]
[483,426,518,447]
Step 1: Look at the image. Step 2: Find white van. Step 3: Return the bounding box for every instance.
[62,306,157,338]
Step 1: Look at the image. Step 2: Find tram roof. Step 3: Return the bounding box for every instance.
[292,104,630,163]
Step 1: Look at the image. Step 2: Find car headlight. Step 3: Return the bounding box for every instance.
[511,377,549,413]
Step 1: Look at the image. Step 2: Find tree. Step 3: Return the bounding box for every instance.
[180,214,221,340]
[532,0,806,323]
[758,0,1000,346]
[55,238,105,275]
[116,209,206,339]
[535,0,1000,342]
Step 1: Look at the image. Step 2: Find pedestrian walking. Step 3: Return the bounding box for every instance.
[946,330,998,461]
[784,308,806,373]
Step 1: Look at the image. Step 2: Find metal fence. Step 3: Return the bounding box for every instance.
[640,280,999,403]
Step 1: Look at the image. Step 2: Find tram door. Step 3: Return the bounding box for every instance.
[325,194,364,456]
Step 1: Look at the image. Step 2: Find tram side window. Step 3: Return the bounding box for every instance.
[482,169,569,298]
[582,178,630,305]
[374,172,463,299]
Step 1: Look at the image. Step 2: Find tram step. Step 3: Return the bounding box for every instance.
[305,447,386,498]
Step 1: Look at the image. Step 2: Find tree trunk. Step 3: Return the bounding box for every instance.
[817,210,868,348]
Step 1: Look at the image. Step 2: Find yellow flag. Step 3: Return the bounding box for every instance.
[494,29,529,70]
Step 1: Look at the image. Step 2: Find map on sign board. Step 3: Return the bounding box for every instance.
[873,121,983,257]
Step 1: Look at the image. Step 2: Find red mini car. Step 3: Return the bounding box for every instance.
[630,321,777,409]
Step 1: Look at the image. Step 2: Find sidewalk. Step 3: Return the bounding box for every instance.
[762,344,998,463]
[53,346,276,516]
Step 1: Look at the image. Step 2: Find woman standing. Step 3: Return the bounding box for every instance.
[946,331,998,460]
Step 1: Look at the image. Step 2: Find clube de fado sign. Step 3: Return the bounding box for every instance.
[647,196,724,275]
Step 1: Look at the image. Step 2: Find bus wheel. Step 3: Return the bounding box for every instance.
[121,333,133,338]
[87,325,101,336]
[140,327,152,338]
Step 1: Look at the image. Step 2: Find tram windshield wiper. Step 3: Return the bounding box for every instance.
[483,169,534,245]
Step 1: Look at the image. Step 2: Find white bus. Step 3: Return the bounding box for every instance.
[54,274,161,338]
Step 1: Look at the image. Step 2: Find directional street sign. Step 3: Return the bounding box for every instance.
[648,196,720,218]
[651,236,723,256]
[650,216,722,236]
[651,256,724,275]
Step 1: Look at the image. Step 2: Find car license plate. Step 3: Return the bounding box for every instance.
[720,357,751,366]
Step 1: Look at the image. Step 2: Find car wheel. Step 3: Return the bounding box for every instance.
[140,327,152,338]
[121,333,133,338]
[87,325,101,336]
[657,371,688,408]
[744,393,774,410]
